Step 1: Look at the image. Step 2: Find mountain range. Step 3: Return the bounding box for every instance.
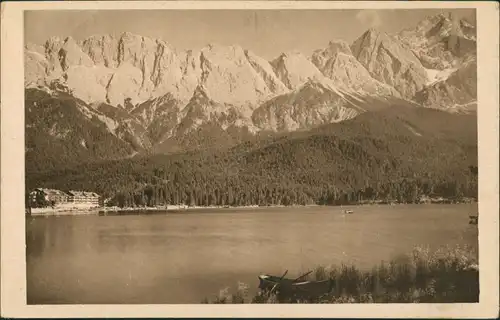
[25,12,477,165]
[25,12,478,207]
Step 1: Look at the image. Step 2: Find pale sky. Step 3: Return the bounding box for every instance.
[25,9,475,60]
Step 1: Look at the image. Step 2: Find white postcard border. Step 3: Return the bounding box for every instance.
[1,1,498,318]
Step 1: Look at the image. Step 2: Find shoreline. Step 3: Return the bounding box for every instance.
[26,201,477,217]
[28,206,100,216]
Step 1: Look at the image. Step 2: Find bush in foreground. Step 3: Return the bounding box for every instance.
[203,244,479,304]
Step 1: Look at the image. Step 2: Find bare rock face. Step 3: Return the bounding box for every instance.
[311,40,353,72]
[25,34,293,108]
[65,65,114,104]
[58,37,95,71]
[312,40,400,97]
[414,56,477,113]
[105,62,144,106]
[81,35,119,68]
[27,33,196,107]
[252,78,361,132]
[245,50,288,95]
[156,48,201,101]
[132,93,183,143]
[397,13,476,70]
[270,52,324,90]
[44,36,65,79]
[24,11,477,156]
[175,85,252,135]
[25,44,50,87]
[351,29,428,99]
[198,44,280,106]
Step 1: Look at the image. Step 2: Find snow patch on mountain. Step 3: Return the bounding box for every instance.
[105,62,143,106]
[414,57,476,112]
[64,65,113,103]
[96,114,119,133]
[425,67,457,85]
[446,101,477,114]
[404,124,423,136]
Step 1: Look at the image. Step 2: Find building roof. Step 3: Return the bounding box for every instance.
[32,188,100,198]
[34,188,70,197]
[68,190,100,197]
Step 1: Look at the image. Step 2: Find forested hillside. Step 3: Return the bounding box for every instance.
[25,89,135,172]
[26,103,478,208]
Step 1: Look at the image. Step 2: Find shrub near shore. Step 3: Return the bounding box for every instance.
[203,244,479,304]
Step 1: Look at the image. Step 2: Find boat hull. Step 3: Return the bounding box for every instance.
[258,275,333,300]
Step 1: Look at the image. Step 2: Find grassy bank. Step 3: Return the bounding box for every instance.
[203,244,479,304]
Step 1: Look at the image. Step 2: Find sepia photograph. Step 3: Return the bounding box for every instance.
[1,1,499,318]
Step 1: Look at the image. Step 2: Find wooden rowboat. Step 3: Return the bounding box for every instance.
[258,272,333,300]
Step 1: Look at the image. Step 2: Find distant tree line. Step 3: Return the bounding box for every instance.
[27,132,478,208]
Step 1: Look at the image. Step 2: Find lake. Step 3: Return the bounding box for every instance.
[26,204,478,304]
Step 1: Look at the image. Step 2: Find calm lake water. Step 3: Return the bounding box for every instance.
[26,204,478,304]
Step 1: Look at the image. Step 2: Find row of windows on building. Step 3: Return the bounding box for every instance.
[29,188,101,205]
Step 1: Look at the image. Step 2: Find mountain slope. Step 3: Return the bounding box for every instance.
[27,104,477,207]
[397,13,476,70]
[251,78,363,132]
[351,29,429,99]
[270,52,324,90]
[24,12,478,172]
[25,70,378,160]
[25,89,135,173]
[311,40,400,97]
[414,56,477,113]
[25,35,290,109]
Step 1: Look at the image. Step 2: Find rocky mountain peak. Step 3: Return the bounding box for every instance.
[327,40,353,55]
[197,43,282,105]
[396,11,476,70]
[81,34,119,68]
[200,43,247,64]
[351,28,428,99]
[24,11,477,156]
[120,31,140,39]
[359,28,387,43]
[45,36,63,47]
[191,85,210,101]
[312,40,353,68]
[244,49,288,95]
[311,40,400,98]
[270,51,323,90]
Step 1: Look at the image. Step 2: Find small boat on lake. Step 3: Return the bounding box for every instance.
[469,214,478,225]
[258,271,333,301]
[343,209,354,214]
[258,274,295,289]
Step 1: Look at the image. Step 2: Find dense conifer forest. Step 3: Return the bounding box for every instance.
[26,102,478,208]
